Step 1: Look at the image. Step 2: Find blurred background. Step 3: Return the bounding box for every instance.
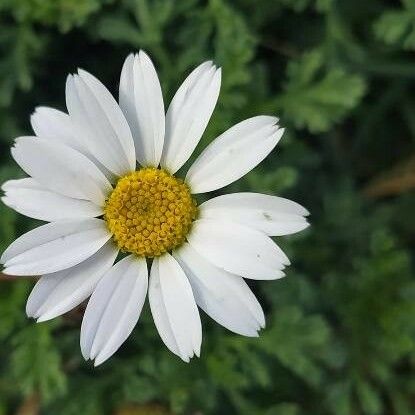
[0,0,414,414]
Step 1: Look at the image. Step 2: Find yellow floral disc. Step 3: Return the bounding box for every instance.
[104,168,197,257]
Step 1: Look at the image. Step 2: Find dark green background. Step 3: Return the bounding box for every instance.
[0,0,414,414]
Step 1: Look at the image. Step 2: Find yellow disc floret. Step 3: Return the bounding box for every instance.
[104,168,197,257]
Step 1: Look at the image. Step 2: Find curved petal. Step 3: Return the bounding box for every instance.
[80,255,148,366]
[30,106,114,179]
[2,178,102,221]
[1,219,111,276]
[31,107,86,154]
[200,192,309,236]
[26,241,118,322]
[160,61,221,174]
[187,219,288,280]
[149,253,201,362]
[119,51,165,167]
[186,116,284,193]
[66,70,136,176]
[11,137,112,206]
[174,243,265,337]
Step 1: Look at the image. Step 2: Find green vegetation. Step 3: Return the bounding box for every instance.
[0,0,414,414]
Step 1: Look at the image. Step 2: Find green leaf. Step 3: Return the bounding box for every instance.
[278,0,332,13]
[374,2,415,50]
[276,50,366,133]
[356,378,382,415]
[0,24,45,106]
[11,324,67,402]
[4,0,103,32]
[260,306,331,387]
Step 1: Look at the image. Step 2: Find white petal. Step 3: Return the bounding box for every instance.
[80,255,148,366]
[149,253,202,362]
[160,61,221,174]
[30,107,86,154]
[200,192,309,236]
[66,71,136,176]
[174,243,265,337]
[26,241,118,322]
[186,116,284,193]
[2,178,102,221]
[148,259,180,358]
[30,106,114,179]
[1,219,111,276]
[187,219,288,280]
[11,137,112,206]
[119,51,165,167]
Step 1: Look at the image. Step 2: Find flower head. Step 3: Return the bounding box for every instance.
[1,51,309,365]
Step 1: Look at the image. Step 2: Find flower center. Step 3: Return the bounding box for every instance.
[104,168,197,257]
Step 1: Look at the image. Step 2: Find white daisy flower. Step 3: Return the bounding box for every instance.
[1,51,309,366]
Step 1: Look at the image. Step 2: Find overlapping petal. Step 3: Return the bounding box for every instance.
[31,106,115,178]
[186,116,284,193]
[149,253,201,362]
[11,137,112,206]
[119,51,165,167]
[81,255,148,366]
[30,106,86,154]
[200,192,309,236]
[1,219,111,276]
[66,70,136,176]
[2,178,102,221]
[26,241,118,322]
[188,219,288,280]
[160,61,221,174]
[174,243,265,336]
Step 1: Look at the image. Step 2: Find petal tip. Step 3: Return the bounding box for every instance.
[65,73,74,82]
[80,347,90,362]
[36,310,56,323]
[181,355,191,363]
[93,354,108,367]
[126,52,135,59]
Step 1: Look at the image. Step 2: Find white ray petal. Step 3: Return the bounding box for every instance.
[11,137,112,206]
[2,178,102,221]
[148,259,180,358]
[200,192,309,236]
[30,106,115,180]
[26,241,118,322]
[160,61,221,174]
[1,219,111,276]
[149,253,202,362]
[119,51,165,167]
[186,116,284,193]
[174,243,265,336]
[66,71,136,176]
[80,255,148,366]
[30,106,86,153]
[187,219,288,280]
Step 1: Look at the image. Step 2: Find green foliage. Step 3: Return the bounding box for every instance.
[374,0,415,49]
[0,0,414,414]
[0,23,44,106]
[11,323,67,402]
[0,0,103,31]
[279,0,332,13]
[276,49,366,133]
